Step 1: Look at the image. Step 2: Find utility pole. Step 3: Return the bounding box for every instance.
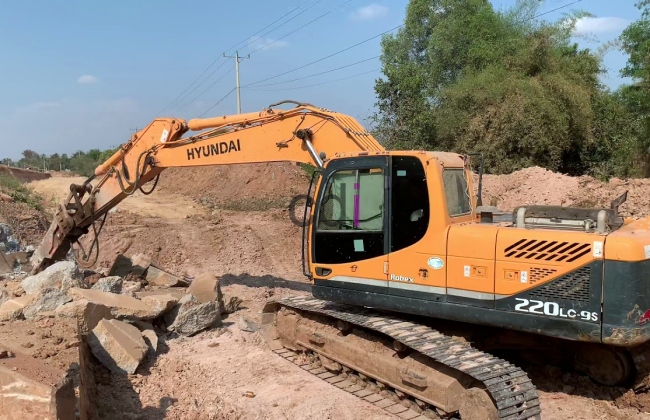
[223,51,250,114]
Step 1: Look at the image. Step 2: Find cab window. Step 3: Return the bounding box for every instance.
[313,167,386,264]
[317,168,384,231]
[443,169,471,216]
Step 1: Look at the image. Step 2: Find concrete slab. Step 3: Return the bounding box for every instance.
[146,265,188,287]
[108,253,151,278]
[68,288,171,321]
[87,319,148,374]
[139,294,178,316]
[135,289,186,300]
[0,295,35,321]
[130,253,151,277]
[0,350,75,419]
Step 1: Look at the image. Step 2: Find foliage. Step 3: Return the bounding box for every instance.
[1,146,120,177]
[372,0,648,178]
[619,0,650,171]
[298,163,318,179]
[0,173,44,210]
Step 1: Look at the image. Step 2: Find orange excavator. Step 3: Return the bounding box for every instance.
[30,100,650,419]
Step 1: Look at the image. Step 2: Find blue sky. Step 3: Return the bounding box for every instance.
[0,0,642,160]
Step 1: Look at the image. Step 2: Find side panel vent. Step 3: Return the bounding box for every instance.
[504,239,591,262]
[529,267,558,285]
[529,266,591,303]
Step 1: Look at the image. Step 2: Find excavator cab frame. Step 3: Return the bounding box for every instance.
[301,167,321,278]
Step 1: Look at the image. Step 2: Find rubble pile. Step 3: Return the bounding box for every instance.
[0,252,242,376]
[0,223,34,277]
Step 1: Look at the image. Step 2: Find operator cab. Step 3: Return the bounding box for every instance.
[312,153,433,265]
[304,151,474,294]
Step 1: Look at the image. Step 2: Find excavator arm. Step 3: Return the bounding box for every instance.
[30,100,385,274]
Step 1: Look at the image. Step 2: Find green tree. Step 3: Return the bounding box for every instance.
[372,0,635,177]
[619,0,650,171]
[373,0,512,149]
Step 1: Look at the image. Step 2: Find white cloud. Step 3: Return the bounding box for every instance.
[574,17,629,35]
[77,75,98,85]
[350,4,388,21]
[247,36,288,51]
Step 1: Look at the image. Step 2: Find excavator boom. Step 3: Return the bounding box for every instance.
[30,100,384,274]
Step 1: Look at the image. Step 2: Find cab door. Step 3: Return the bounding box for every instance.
[310,156,389,294]
[386,155,447,301]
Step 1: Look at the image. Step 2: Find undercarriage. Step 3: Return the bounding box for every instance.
[261,296,542,419]
[261,295,650,419]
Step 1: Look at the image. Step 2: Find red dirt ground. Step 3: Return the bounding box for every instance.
[13,162,650,419]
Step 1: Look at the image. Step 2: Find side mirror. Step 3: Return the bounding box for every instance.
[410,209,424,222]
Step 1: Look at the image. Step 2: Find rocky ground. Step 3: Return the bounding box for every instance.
[0,162,649,419]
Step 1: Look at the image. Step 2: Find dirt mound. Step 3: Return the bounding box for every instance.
[94,209,304,282]
[0,165,51,183]
[29,176,203,220]
[480,166,650,216]
[0,201,50,249]
[157,162,310,211]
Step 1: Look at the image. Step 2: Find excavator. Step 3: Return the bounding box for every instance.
[28,100,650,419]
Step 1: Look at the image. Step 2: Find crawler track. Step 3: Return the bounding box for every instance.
[273,346,435,419]
[264,295,542,420]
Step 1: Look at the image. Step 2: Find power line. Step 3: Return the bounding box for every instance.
[223,0,319,55]
[168,60,230,113]
[244,68,381,92]
[247,0,353,55]
[243,23,404,88]
[196,0,578,117]
[199,88,236,118]
[533,0,583,19]
[251,55,380,88]
[190,0,334,116]
[240,0,327,55]
[176,67,235,113]
[157,1,318,115]
[155,57,226,116]
[241,0,581,90]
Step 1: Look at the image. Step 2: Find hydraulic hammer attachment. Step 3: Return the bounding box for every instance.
[31,181,99,273]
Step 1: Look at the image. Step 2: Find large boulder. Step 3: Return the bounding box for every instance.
[132,321,158,357]
[55,299,90,319]
[22,288,72,319]
[187,273,225,313]
[146,266,189,288]
[91,276,123,294]
[167,301,221,337]
[165,294,221,336]
[67,288,176,321]
[0,295,35,321]
[108,253,151,278]
[140,294,178,316]
[87,319,148,374]
[21,261,83,294]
